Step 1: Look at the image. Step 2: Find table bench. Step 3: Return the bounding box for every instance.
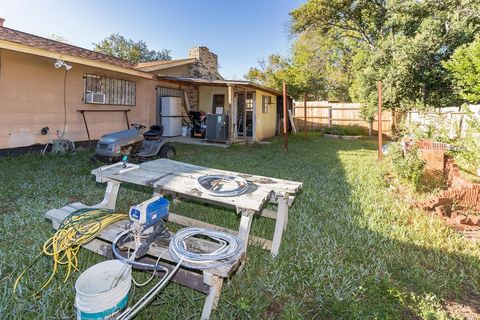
[91,159,303,256]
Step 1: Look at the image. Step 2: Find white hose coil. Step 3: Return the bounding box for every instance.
[196,174,249,197]
[169,228,243,269]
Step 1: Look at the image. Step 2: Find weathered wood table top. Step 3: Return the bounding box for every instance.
[92,159,303,212]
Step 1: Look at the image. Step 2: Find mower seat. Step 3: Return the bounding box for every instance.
[143,125,164,140]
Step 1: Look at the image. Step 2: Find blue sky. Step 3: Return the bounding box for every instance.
[0,0,305,79]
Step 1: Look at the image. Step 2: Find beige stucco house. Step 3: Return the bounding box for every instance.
[0,18,285,152]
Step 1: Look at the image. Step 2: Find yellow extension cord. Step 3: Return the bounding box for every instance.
[13,208,127,295]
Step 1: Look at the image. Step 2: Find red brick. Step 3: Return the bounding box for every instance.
[466,215,480,226]
[435,206,447,217]
[454,215,467,225]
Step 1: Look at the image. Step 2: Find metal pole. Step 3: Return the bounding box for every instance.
[283,81,288,152]
[303,92,307,141]
[378,80,383,161]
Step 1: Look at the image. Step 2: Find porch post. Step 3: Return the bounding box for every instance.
[228,85,234,144]
[243,88,247,142]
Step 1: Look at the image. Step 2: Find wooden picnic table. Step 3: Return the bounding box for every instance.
[44,159,302,319]
[91,159,303,256]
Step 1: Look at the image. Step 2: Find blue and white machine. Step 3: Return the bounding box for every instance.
[129,196,170,229]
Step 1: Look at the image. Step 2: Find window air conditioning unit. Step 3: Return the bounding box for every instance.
[85,92,106,104]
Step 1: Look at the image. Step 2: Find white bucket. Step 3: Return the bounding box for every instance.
[75,260,131,320]
[181,126,188,137]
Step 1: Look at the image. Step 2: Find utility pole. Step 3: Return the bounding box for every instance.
[283,81,288,153]
[378,80,383,161]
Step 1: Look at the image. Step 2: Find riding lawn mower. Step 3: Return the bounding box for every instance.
[92,124,176,163]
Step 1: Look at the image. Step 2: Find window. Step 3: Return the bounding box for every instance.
[246,94,253,111]
[212,94,225,114]
[84,74,136,106]
[262,95,271,114]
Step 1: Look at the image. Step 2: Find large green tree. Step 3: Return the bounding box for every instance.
[245,31,353,101]
[94,33,171,64]
[444,36,480,104]
[291,0,480,117]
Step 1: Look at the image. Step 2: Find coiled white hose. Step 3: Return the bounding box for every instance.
[169,228,244,269]
[196,174,249,197]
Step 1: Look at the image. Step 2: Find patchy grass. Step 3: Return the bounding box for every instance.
[1,133,480,319]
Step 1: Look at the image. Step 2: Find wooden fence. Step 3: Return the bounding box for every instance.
[292,101,393,134]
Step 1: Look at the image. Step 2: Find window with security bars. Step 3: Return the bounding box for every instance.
[84,74,136,106]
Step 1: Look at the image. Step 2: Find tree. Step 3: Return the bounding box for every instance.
[444,36,480,104]
[47,33,70,44]
[245,31,352,101]
[93,33,171,63]
[245,54,290,94]
[291,0,480,118]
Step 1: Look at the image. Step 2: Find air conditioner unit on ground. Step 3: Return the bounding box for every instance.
[85,92,106,104]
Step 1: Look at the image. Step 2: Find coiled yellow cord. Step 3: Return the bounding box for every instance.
[14,208,127,294]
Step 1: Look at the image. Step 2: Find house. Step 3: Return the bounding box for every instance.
[0,18,288,152]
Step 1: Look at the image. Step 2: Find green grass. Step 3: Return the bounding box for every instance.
[1,133,480,319]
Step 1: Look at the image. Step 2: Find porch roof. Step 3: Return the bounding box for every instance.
[157,76,287,97]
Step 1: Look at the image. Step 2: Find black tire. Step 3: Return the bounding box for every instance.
[159,143,176,159]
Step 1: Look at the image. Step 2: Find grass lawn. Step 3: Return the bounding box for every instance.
[1,133,480,319]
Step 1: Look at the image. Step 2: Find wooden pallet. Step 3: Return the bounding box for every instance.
[45,202,244,319]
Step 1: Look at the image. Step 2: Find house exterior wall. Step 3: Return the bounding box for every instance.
[198,86,228,114]
[255,90,277,141]
[0,49,177,149]
[155,64,190,78]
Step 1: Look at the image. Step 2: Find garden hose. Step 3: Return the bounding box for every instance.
[13,208,128,294]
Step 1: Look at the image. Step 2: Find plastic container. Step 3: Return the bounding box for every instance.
[181,126,188,137]
[75,260,131,320]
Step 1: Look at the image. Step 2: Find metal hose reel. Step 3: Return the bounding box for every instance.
[196,174,249,197]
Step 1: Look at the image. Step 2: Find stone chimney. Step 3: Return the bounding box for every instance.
[188,46,221,80]
[0,18,5,28]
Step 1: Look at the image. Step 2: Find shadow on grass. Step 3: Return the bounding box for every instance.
[1,134,480,319]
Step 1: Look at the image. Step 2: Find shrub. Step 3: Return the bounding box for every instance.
[323,125,366,136]
[388,143,425,190]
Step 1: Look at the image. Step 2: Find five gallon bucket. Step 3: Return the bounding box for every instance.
[75,260,131,320]
[182,126,189,137]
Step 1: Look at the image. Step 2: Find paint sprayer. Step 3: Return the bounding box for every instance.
[112,195,170,271]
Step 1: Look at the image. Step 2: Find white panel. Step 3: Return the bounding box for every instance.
[161,96,183,136]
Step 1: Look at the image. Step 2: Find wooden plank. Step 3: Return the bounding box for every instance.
[94,162,289,212]
[153,174,268,211]
[143,159,303,193]
[168,213,272,250]
[45,204,242,277]
[288,109,297,133]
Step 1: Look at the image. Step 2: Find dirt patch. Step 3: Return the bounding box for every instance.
[401,307,422,320]
[444,290,480,320]
[68,195,81,202]
[263,300,283,319]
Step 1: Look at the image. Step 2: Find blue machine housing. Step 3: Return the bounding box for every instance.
[129,197,169,229]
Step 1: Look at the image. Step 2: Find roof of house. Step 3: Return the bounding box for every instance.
[158,76,285,96]
[0,26,136,68]
[135,58,196,72]
[0,25,284,95]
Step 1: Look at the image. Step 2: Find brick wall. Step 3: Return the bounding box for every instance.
[188,47,221,80]
[415,148,480,235]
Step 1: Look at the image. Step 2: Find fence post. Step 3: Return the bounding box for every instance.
[303,93,307,140]
[328,106,332,128]
[378,80,383,161]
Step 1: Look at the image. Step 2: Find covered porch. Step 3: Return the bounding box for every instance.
[156,76,281,144]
